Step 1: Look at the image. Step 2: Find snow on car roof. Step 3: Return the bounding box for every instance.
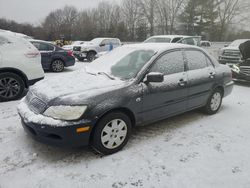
[123,43,201,53]
[147,35,199,39]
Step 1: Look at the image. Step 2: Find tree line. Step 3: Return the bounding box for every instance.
[0,0,249,42]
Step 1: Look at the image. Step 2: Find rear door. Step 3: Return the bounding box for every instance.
[185,49,216,109]
[142,50,188,123]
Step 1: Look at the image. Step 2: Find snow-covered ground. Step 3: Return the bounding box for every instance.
[1,62,250,188]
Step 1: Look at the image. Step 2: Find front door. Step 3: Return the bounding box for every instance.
[142,50,188,123]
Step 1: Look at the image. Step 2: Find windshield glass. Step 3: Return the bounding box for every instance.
[87,46,155,80]
[72,41,84,45]
[145,37,171,43]
[90,38,104,44]
[229,39,249,47]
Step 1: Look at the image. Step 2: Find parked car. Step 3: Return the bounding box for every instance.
[30,40,75,72]
[62,41,85,51]
[201,41,212,47]
[0,31,44,102]
[231,40,250,81]
[73,38,121,62]
[144,35,201,46]
[219,39,250,66]
[18,43,233,155]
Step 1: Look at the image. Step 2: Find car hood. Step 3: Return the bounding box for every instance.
[222,46,240,51]
[75,42,97,48]
[30,70,125,103]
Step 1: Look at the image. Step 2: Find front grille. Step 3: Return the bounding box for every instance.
[223,50,241,57]
[240,66,250,75]
[73,46,81,51]
[221,57,240,61]
[25,92,47,114]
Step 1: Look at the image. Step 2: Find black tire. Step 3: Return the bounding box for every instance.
[51,59,64,72]
[87,51,96,62]
[204,88,223,115]
[91,111,132,155]
[0,72,25,102]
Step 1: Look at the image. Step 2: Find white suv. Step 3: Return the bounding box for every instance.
[0,31,44,102]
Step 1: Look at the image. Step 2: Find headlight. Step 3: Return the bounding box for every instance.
[43,106,87,121]
[231,65,240,73]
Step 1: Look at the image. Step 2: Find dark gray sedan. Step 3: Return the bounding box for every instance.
[30,40,75,72]
[18,43,233,155]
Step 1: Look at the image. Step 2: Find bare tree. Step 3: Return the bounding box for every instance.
[138,0,157,36]
[216,0,240,41]
[121,0,140,40]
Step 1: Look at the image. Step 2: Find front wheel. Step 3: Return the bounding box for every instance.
[87,51,96,62]
[51,60,64,72]
[91,112,132,155]
[204,89,223,115]
[0,72,25,102]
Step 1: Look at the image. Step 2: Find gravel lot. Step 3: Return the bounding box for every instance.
[1,61,250,188]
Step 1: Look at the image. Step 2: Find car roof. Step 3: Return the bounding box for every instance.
[29,39,54,45]
[147,35,200,39]
[93,37,120,40]
[123,43,201,52]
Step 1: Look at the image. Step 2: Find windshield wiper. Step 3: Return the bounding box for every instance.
[98,72,115,80]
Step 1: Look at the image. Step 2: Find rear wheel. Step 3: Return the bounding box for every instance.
[87,51,96,62]
[0,72,25,102]
[51,59,64,72]
[204,89,223,115]
[91,112,132,155]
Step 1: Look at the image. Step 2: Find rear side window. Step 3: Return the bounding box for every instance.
[150,51,184,75]
[186,50,208,70]
[32,42,54,51]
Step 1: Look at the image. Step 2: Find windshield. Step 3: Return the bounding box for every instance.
[229,39,250,47]
[90,38,104,44]
[87,46,155,80]
[145,37,171,43]
[72,41,84,45]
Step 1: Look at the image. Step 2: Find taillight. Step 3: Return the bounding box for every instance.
[67,50,74,57]
[25,51,40,58]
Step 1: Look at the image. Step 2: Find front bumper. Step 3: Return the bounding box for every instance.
[232,71,250,82]
[21,119,94,147]
[73,51,87,59]
[218,56,241,66]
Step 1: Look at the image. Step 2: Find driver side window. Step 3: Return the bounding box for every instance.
[150,51,185,75]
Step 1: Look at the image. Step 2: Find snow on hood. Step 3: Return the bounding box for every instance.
[30,69,124,101]
[223,46,240,51]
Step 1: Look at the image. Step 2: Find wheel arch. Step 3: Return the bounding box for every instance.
[0,67,28,88]
[90,107,136,139]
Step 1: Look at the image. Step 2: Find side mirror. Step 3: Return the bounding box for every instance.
[224,44,229,47]
[99,43,105,47]
[145,72,164,83]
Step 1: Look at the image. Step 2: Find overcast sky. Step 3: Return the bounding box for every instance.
[0,0,120,25]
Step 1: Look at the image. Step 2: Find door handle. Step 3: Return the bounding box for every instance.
[178,78,187,87]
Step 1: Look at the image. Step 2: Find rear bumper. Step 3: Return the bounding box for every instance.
[224,81,234,97]
[65,59,75,67]
[27,77,44,86]
[21,119,94,148]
